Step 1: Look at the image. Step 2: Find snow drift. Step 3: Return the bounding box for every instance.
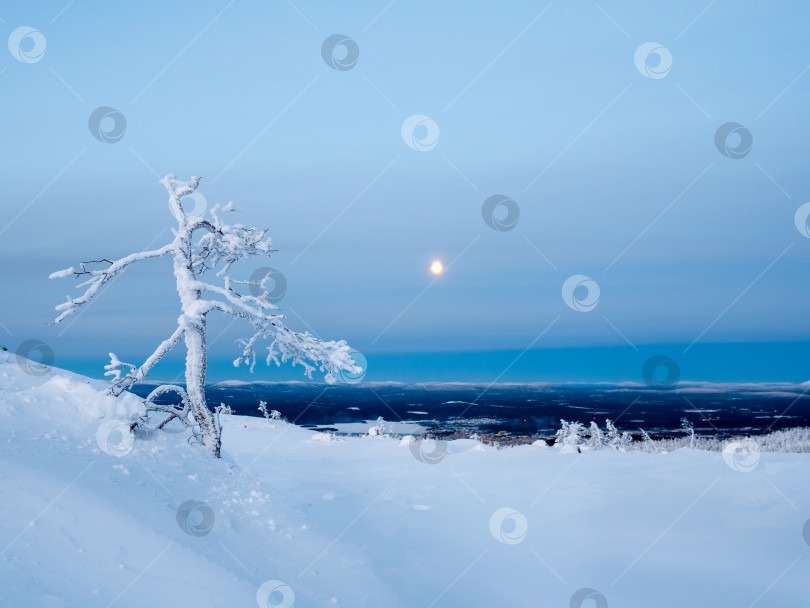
[2,356,809,607]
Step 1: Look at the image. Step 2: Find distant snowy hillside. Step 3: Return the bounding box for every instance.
[2,357,809,607]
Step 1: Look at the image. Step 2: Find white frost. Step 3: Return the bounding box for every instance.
[48,267,74,279]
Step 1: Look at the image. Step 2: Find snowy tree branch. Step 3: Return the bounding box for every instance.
[51,244,174,324]
[105,324,185,396]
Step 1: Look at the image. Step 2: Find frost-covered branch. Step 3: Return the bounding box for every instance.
[196,277,281,317]
[204,298,358,381]
[161,173,201,209]
[51,244,174,324]
[144,384,191,425]
[196,203,274,276]
[104,324,185,396]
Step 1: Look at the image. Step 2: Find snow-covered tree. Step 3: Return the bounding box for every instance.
[585,420,604,449]
[681,417,695,449]
[605,419,632,451]
[639,428,659,453]
[368,416,388,437]
[51,174,359,457]
[554,419,585,453]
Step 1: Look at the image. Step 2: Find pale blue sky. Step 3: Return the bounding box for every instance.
[1,0,809,382]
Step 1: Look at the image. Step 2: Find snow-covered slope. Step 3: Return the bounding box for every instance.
[2,357,809,607]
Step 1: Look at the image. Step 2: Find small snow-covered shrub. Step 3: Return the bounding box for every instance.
[551,419,810,454]
[752,427,810,453]
[554,419,585,453]
[311,431,340,443]
[605,419,632,451]
[258,401,285,426]
[368,416,389,437]
[638,428,661,454]
[681,418,695,449]
[585,421,604,449]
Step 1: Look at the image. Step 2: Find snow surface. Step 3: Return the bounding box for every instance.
[2,356,810,607]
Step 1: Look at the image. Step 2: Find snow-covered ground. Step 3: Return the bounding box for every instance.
[2,357,809,607]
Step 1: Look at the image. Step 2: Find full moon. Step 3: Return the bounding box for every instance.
[430,260,444,275]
